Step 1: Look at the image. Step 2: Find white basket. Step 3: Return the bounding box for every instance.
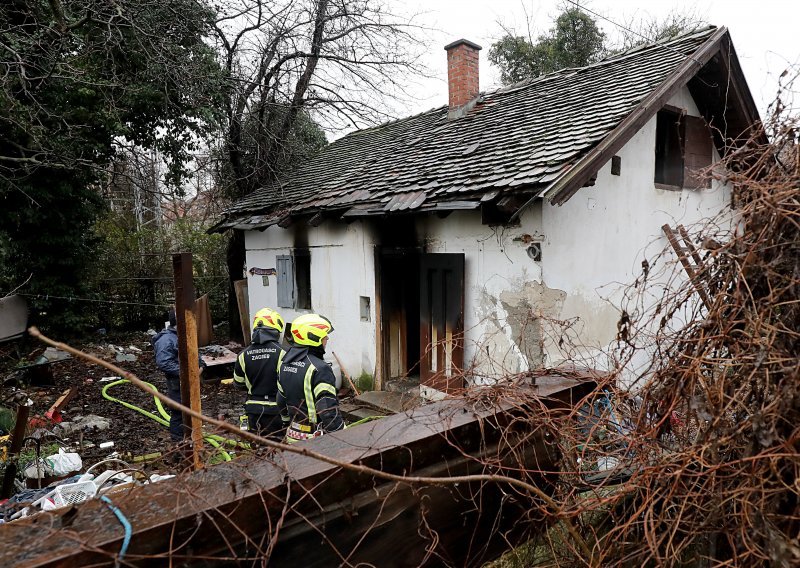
[52,480,97,507]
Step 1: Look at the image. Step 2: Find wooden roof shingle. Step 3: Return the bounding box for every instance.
[213,27,758,231]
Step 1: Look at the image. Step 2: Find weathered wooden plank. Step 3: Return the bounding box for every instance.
[172,252,204,469]
[0,377,595,567]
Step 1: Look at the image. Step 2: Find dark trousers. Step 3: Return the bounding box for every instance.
[247,411,284,441]
[165,374,183,442]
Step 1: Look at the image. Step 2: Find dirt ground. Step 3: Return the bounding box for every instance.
[0,330,245,475]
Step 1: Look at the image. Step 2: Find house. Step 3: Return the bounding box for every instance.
[211,27,761,399]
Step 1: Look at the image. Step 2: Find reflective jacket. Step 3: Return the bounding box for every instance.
[233,328,285,415]
[276,345,344,432]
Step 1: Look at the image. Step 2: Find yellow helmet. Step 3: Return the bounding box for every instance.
[290,314,333,347]
[252,308,284,333]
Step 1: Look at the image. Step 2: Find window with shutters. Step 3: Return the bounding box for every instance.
[276,250,311,309]
[276,255,293,308]
[654,106,713,190]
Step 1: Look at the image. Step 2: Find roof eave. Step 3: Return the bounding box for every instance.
[536,26,731,209]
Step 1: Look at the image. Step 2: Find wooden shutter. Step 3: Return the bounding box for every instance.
[276,255,294,308]
[420,253,465,394]
[684,115,713,189]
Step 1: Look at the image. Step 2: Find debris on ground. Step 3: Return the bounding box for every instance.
[0,459,176,523]
[37,348,71,364]
[0,330,245,484]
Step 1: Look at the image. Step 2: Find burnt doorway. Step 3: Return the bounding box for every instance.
[378,249,421,386]
[420,253,465,394]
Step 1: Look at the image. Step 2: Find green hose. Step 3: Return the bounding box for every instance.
[348,415,384,427]
[102,379,170,426]
[101,379,233,462]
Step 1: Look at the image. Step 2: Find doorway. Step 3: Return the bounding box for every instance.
[419,253,465,393]
[378,248,421,387]
[377,250,465,394]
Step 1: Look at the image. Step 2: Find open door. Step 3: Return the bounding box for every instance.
[420,253,465,393]
[378,248,421,387]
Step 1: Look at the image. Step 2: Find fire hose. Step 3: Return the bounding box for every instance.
[102,379,384,458]
[100,379,236,462]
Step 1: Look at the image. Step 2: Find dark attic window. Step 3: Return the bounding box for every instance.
[654,107,685,188]
[654,106,714,190]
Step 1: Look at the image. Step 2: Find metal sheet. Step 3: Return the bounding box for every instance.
[0,295,27,342]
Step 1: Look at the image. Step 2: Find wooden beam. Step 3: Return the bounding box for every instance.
[233,279,251,345]
[0,377,597,567]
[172,252,203,470]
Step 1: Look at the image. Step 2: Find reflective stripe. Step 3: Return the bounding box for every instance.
[246,400,278,406]
[232,350,246,385]
[236,352,251,392]
[303,362,317,424]
[313,383,336,398]
[286,422,323,444]
[291,421,313,433]
[276,350,286,394]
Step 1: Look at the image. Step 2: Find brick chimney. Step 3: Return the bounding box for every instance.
[445,39,482,119]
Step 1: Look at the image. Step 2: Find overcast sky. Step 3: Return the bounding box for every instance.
[396,0,799,120]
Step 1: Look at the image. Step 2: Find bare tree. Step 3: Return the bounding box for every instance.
[615,11,706,51]
[211,0,427,339]
[212,0,426,196]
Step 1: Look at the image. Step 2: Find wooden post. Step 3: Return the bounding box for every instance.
[1,402,30,498]
[172,252,203,470]
[233,279,251,345]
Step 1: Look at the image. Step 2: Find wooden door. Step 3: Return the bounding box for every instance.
[420,253,465,393]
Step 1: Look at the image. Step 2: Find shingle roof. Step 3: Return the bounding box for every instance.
[213,27,728,231]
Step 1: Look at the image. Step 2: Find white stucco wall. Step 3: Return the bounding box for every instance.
[539,87,729,379]
[243,86,730,389]
[244,221,378,379]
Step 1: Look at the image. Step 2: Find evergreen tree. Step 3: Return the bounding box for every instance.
[0,0,223,329]
[489,8,606,85]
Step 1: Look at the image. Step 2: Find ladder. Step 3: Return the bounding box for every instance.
[662,224,712,310]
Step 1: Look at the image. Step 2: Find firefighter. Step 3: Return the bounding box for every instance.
[277,314,344,443]
[233,308,287,440]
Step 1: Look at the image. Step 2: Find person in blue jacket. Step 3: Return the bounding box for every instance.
[151,309,204,442]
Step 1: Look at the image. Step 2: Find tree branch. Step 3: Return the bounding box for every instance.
[27,325,593,561]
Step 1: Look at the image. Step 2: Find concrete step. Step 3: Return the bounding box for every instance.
[355,390,423,415]
[384,377,420,394]
[339,402,386,422]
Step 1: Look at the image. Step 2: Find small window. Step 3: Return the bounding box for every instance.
[654,108,685,188]
[276,250,311,309]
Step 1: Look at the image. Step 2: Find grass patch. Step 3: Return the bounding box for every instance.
[355,372,374,392]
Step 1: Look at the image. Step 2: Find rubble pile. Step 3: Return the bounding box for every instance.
[0,330,244,519]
